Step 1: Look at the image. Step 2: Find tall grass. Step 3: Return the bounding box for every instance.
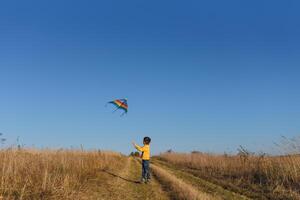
[0,148,125,199]
[159,151,300,199]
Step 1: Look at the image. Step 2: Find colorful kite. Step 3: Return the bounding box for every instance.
[107,98,128,116]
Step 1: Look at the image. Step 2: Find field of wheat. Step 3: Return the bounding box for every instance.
[0,148,125,199]
[1,146,300,200]
[158,151,300,199]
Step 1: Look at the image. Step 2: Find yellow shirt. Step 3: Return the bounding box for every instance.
[134,144,150,160]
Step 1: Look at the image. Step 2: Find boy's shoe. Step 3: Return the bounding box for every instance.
[140,178,146,183]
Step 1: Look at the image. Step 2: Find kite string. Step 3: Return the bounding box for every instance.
[120,111,127,117]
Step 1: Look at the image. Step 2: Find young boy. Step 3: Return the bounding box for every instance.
[132,136,151,183]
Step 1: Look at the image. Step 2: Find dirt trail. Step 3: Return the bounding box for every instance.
[85,157,250,200]
[86,157,170,200]
[153,159,252,200]
[125,158,170,200]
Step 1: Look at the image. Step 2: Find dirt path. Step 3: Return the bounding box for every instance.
[86,157,170,200]
[153,159,252,200]
[84,157,251,200]
[125,158,170,200]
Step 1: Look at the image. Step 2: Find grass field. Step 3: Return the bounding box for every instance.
[0,148,299,200]
[156,152,300,200]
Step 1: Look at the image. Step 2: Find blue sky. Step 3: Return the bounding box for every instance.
[0,0,299,154]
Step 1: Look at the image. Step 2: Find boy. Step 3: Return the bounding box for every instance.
[132,136,151,183]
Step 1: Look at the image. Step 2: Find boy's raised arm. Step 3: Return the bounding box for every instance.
[132,141,143,152]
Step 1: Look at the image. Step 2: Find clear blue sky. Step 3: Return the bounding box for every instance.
[0,0,299,154]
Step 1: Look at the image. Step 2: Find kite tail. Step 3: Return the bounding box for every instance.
[112,107,120,113]
[120,112,127,117]
[106,101,116,112]
[105,101,114,107]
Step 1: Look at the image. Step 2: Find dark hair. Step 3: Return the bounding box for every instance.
[143,136,151,144]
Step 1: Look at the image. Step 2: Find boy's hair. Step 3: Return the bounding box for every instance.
[143,136,151,144]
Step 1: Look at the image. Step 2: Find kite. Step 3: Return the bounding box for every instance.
[107,98,128,116]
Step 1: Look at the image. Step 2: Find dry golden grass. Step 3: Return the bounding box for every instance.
[151,164,216,200]
[159,152,300,199]
[0,148,125,200]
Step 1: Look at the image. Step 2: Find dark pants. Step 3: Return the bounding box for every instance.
[142,160,150,180]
